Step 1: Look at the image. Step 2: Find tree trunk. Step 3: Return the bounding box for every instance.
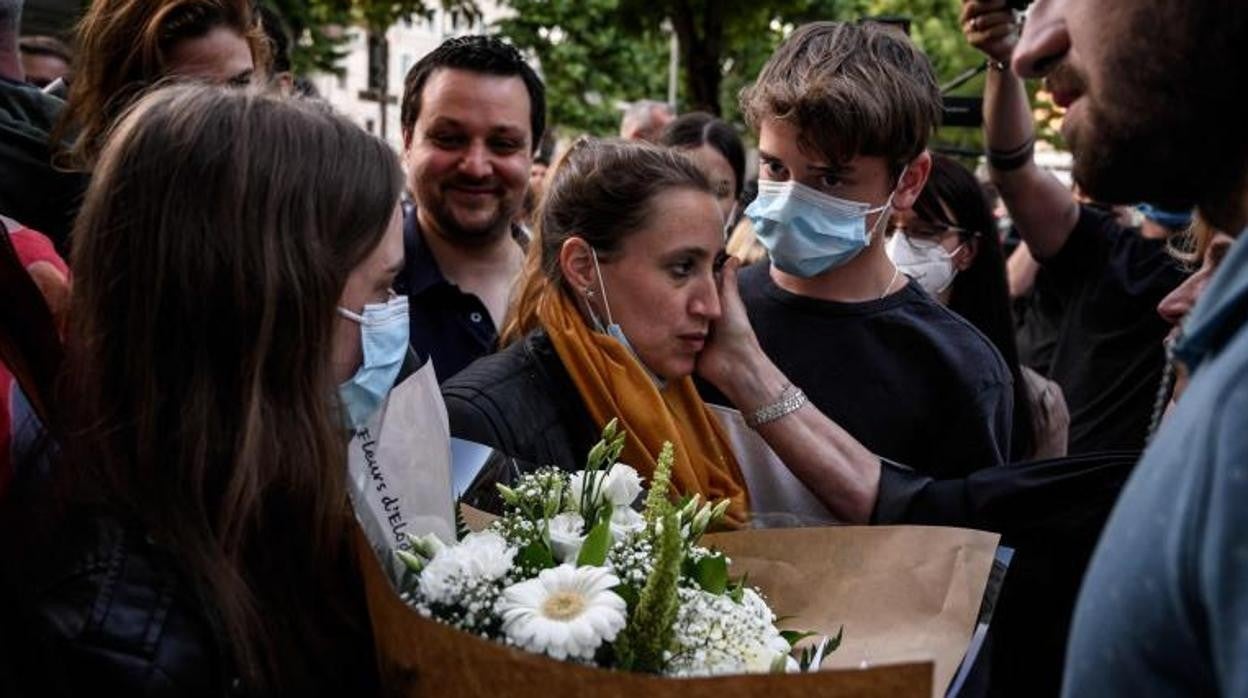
[670,1,723,115]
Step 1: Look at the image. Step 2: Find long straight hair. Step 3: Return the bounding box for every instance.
[62,84,402,693]
[913,155,1037,461]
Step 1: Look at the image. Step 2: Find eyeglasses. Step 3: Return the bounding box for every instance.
[890,218,977,241]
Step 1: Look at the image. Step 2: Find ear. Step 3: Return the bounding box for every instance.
[890,150,933,213]
[955,237,980,271]
[559,237,598,296]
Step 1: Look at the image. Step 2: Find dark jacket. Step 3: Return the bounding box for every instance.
[0,78,86,253]
[5,514,232,697]
[4,508,380,698]
[442,329,599,474]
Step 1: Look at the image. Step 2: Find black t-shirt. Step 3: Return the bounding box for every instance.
[707,264,1014,479]
[1016,205,1187,454]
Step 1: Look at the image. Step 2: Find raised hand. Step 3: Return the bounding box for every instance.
[961,0,1021,65]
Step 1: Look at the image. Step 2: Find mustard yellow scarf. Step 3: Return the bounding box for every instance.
[537,291,750,526]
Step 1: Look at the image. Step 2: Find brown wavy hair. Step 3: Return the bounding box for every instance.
[55,0,268,169]
[499,137,711,346]
[740,21,940,179]
[63,84,402,693]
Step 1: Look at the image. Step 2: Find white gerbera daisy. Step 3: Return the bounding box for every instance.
[497,564,627,660]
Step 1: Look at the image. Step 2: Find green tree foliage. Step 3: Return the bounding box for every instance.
[492,0,1006,143]
[265,0,480,77]
[495,0,671,136]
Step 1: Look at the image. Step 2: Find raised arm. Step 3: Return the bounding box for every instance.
[962,0,1079,259]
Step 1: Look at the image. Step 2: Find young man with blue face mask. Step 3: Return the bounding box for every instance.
[714,21,1015,478]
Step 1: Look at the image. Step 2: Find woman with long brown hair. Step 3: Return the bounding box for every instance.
[3,84,404,695]
[56,0,268,170]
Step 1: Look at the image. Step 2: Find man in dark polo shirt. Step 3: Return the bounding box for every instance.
[395,36,545,382]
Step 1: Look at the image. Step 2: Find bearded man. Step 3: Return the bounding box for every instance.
[990,0,1248,694]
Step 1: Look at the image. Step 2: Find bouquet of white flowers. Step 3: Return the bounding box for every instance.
[394,420,838,677]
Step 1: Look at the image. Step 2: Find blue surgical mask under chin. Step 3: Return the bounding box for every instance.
[337,293,410,430]
[745,176,900,278]
[588,252,667,390]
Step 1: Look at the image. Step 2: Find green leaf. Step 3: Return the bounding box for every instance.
[518,540,556,571]
[826,626,844,655]
[576,506,614,567]
[780,630,819,649]
[614,584,640,611]
[454,502,470,541]
[693,554,729,595]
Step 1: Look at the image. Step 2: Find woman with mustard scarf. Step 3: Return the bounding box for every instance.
[442,139,879,526]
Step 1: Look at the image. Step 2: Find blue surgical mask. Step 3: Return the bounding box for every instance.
[337,293,410,430]
[587,251,666,389]
[745,176,900,278]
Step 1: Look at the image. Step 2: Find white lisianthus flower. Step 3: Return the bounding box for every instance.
[419,530,516,605]
[498,564,627,661]
[570,463,644,512]
[609,506,646,540]
[548,512,587,563]
[600,463,643,507]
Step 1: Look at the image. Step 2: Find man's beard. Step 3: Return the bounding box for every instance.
[1066,2,1248,231]
[428,191,517,247]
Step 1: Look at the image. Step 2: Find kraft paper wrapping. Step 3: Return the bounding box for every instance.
[356,525,933,697]
[358,515,997,697]
[703,525,1001,698]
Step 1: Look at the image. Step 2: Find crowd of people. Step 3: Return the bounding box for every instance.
[0,0,1245,695]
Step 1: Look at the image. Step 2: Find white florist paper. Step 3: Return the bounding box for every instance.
[348,359,456,578]
[707,403,839,526]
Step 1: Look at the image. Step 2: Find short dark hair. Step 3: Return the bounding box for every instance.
[741,21,941,178]
[256,4,292,74]
[400,35,545,149]
[660,111,747,200]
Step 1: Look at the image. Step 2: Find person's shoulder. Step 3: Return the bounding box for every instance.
[0,79,65,130]
[442,332,548,398]
[28,514,224,696]
[895,286,1011,381]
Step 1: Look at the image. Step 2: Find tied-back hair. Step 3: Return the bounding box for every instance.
[914,155,1036,461]
[659,111,747,200]
[62,84,402,693]
[55,0,269,169]
[499,137,712,346]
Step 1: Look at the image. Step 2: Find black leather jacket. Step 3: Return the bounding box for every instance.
[8,514,232,697]
[6,510,381,698]
[442,329,600,474]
